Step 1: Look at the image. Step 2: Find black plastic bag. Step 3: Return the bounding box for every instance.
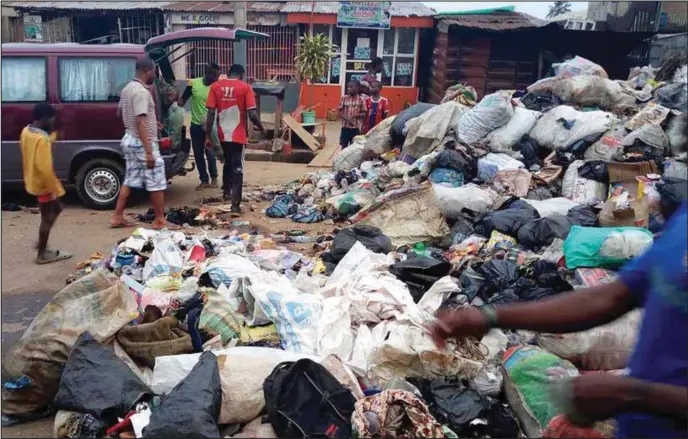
[408,378,520,438]
[577,160,609,183]
[435,149,470,174]
[143,351,221,438]
[531,260,570,293]
[477,260,520,300]
[329,225,392,263]
[457,265,485,303]
[474,200,539,238]
[52,332,152,424]
[567,205,598,227]
[449,215,475,245]
[513,135,538,168]
[521,92,563,112]
[390,103,435,146]
[517,215,572,250]
[487,291,521,305]
[657,179,688,220]
[389,257,452,303]
[527,186,556,201]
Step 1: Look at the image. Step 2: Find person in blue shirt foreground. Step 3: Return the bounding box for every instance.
[432,201,688,438]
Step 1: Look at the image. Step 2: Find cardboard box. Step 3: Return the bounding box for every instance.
[606,161,659,202]
[598,198,650,228]
[575,268,617,288]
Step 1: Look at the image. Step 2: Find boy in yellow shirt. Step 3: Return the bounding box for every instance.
[20,103,72,265]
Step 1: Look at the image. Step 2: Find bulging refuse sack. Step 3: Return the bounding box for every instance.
[330,225,392,263]
[433,183,501,219]
[52,332,153,424]
[529,105,614,151]
[666,113,688,155]
[536,309,643,371]
[116,316,194,368]
[554,55,608,78]
[2,269,137,421]
[151,347,323,425]
[202,253,262,288]
[351,183,450,248]
[493,169,532,197]
[562,226,653,270]
[363,115,396,156]
[524,197,580,218]
[477,153,525,183]
[457,91,515,146]
[143,351,222,438]
[562,160,607,205]
[517,215,573,250]
[333,136,366,172]
[528,75,635,112]
[502,345,614,438]
[402,101,467,158]
[389,257,452,303]
[391,102,435,146]
[474,199,540,238]
[485,107,541,153]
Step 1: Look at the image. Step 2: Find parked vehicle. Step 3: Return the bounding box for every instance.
[1,27,268,209]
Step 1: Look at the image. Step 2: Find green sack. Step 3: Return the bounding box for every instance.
[563,225,653,269]
[166,103,186,149]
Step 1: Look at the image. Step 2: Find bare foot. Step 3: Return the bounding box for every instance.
[110,219,137,229]
[151,220,181,231]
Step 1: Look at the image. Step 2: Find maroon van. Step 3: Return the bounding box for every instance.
[1,27,267,209]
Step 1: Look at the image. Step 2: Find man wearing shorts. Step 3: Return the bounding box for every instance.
[110,56,178,230]
[205,64,264,215]
[19,103,72,265]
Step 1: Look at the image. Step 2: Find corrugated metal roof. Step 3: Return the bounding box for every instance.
[546,9,589,22]
[7,1,171,11]
[164,2,284,13]
[439,11,552,31]
[282,1,436,17]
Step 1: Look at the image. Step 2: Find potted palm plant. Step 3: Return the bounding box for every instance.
[294,33,337,124]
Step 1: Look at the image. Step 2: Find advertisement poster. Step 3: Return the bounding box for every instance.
[337,1,391,29]
[23,15,43,42]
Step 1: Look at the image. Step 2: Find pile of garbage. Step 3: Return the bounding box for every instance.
[1,56,686,439]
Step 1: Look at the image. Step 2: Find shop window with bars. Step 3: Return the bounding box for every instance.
[184,23,298,81]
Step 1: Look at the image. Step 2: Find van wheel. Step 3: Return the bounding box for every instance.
[75,158,124,210]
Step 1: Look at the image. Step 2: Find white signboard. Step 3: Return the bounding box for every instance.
[176,13,220,25]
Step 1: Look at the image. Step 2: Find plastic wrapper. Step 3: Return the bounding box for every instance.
[563,226,653,269]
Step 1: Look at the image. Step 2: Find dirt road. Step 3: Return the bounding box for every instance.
[1,161,330,437]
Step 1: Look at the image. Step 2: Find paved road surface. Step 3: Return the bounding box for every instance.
[1,162,324,437]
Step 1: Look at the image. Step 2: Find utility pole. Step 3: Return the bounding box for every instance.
[234,1,247,69]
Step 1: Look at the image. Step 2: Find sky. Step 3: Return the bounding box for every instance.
[422,2,589,19]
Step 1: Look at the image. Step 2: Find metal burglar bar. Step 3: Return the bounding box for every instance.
[246,24,298,81]
[183,23,297,81]
[185,24,235,79]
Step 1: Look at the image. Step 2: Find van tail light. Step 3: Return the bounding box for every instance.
[159,137,173,151]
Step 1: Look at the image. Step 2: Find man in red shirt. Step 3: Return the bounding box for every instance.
[205,64,265,215]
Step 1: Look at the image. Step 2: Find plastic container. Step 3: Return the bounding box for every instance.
[301,110,316,124]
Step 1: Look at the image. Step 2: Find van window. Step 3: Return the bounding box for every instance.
[59,57,135,102]
[1,57,47,102]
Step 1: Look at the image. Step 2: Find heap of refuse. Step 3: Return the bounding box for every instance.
[1,56,686,439]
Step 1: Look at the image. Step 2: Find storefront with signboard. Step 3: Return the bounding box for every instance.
[283,1,435,118]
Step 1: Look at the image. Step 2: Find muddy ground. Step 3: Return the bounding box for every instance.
[1,161,337,438]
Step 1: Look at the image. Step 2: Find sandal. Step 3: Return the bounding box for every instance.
[196,183,210,191]
[36,249,73,265]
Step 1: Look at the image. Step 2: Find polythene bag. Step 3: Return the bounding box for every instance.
[364,116,396,156]
[329,225,392,262]
[562,161,607,205]
[457,92,514,146]
[474,200,540,238]
[389,257,453,303]
[477,153,525,183]
[485,107,541,152]
[52,332,152,424]
[391,103,435,145]
[537,309,643,371]
[433,183,501,218]
[142,234,186,282]
[517,216,572,250]
[529,106,613,151]
[524,197,580,218]
[562,226,653,270]
[143,351,221,438]
[2,269,137,420]
[202,253,262,289]
[333,137,366,172]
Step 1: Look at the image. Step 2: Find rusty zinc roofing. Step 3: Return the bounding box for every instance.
[6,1,171,11]
[163,2,285,13]
[281,1,436,17]
[438,11,553,31]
